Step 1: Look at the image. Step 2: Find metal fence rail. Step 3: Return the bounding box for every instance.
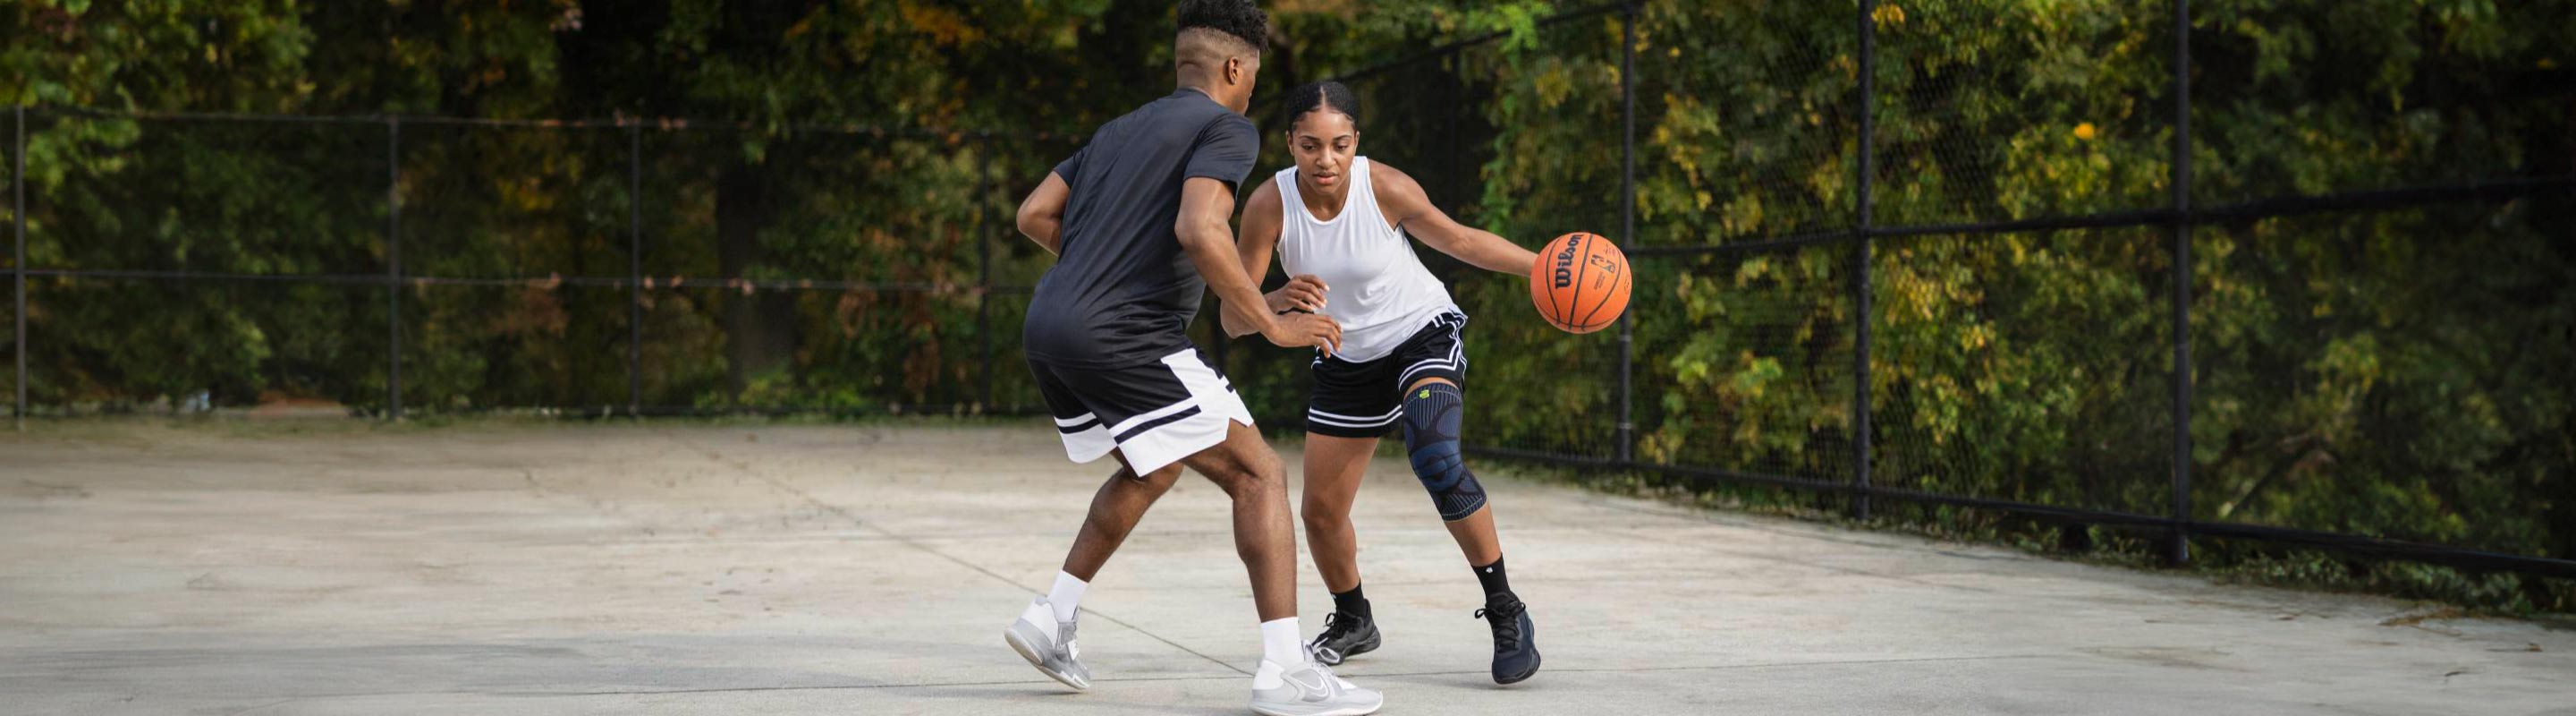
[7,2,2572,580]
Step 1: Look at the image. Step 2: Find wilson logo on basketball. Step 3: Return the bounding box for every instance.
[1551,235,1583,289]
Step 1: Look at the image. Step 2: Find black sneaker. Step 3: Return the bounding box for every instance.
[1475,593,1540,685]
[1306,610,1381,666]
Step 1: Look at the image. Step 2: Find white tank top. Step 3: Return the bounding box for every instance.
[1274,157,1459,363]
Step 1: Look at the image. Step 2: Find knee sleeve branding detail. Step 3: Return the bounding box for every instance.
[1401,383,1487,521]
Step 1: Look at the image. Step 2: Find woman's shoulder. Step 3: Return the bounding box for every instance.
[1365,158,1428,210]
[1241,174,1285,221]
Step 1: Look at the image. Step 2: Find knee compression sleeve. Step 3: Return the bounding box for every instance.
[1400,382,1487,522]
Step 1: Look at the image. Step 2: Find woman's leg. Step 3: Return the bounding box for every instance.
[1300,432,1385,664]
[1299,433,1380,594]
[1398,374,1540,684]
[1399,376,1502,566]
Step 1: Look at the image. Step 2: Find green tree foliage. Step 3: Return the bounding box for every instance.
[1409,0,2572,607]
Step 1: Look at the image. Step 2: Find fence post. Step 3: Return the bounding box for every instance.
[13,105,25,428]
[2165,0,2194,566]
[1446,48,1464,218]
[1615,3,1637,465]
[386,117,402,421]
[975,134,995,411]
[628,123,644,416]
[1852,0,1877,521]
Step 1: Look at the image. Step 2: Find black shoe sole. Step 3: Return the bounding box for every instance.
[1345,631,1382,660]
[1494,650,1540,685]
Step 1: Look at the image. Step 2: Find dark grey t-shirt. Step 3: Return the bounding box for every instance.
[1024,89,1260,368]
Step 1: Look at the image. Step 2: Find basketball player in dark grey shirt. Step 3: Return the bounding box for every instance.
[1021,88,1261,367]
[996,2,1379,714]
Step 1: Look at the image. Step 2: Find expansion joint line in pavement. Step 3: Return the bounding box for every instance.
[653,429,1251,677]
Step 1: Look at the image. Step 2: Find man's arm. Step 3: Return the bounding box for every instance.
[1179,177,1340,354]
[1222,179,1328,337]
[1373,161,1538,275]
[1016,172,1072,256]
[1221,180,1282,338]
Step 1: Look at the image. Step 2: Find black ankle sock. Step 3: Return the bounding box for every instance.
[1332,584,1372,620]
[1473,557,1512,600]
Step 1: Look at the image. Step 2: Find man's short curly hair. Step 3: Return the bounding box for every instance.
[1178,0,1269,54]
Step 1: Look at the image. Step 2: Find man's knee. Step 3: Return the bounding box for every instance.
[1127,463,1183,493]
[1206,456,1283,498]
[1400,381,1487,522]
[1189,427,1283,496]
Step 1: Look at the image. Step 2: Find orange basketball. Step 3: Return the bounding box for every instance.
[1529,232,1631,334]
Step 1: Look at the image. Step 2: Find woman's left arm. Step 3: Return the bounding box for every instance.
[1371,161,1538,276]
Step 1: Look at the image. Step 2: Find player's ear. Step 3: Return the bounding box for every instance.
[1230,54,1258,88]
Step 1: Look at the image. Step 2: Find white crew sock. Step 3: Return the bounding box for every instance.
[1259,617,1307,668]
[1046,571,1087,623]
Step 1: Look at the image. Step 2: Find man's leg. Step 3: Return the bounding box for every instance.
[1013,459,1168,693]
[1062,455,1183,582]
[1007,362,1140,692]
[1177,419,1296,622]
[1137,354,1378,714]
[1179,417,1385,715]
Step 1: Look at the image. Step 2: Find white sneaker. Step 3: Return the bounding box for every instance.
[1004,598,1090,690]
[1249,652,1382,716]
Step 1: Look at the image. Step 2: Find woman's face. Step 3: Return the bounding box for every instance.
[1287,107,1359,192]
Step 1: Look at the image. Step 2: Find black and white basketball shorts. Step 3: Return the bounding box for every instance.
[1304,311,1468,439]
[1030,347,1255,475]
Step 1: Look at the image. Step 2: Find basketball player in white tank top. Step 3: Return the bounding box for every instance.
[1224,81,1546,684]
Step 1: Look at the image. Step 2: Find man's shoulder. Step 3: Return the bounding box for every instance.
[1142,92,1246,131]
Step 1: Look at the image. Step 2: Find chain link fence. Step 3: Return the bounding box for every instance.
[7,109,1078,417]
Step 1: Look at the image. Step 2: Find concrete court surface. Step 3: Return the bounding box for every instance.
[2,422,2570,716]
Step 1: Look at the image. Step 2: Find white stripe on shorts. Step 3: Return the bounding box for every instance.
[1396,314,1469,388]
[1307,411,1400,429]
[1309,406,1402,423]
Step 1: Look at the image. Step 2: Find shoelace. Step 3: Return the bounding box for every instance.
[1309,611,1363,647]
[1472,600,1524,654]
[1299,644,1346,689]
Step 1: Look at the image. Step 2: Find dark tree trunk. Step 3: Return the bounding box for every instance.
[716,158,797,398]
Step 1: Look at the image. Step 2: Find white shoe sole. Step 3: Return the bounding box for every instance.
[1250,695,1384,716]
[1004,620,1089,691]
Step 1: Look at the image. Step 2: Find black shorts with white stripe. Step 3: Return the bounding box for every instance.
[1031,347,1255,476]
[1305,311,1468,439]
